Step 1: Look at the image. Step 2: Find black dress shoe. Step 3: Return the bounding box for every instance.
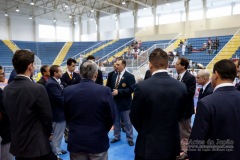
[128,140,134,146]
[111,138,120,143]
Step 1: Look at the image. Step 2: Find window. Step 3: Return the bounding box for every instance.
[158,13,181,24]
[233,3,240,15]
[207,6,231,18]
[56,26,70,40]
[138,16,154,27]
[189,10,203,20]
[39,24,55,39]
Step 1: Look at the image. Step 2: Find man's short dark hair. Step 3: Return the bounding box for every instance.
[40,65,49,75]
[87,55,95,60]
[213,59,236,81]
[67,58,77,66]
[12,50,34,74]
[149,48,168,68]
[178,57,189,70]
[0,66,3,70]
[50,65,60,77]
[117,58,126,67]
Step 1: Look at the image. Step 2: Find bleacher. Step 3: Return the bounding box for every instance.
[93,38,132,59]
[176,35,232,67]
[63,41,98,62]
[232,47,240,59]
[141,39,171,49]
[13,41,38,54]
[36,42,65,65]
[0,40,14,66]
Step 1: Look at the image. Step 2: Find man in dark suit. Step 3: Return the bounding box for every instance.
[7,69,17,84]
[106,62,116,88]
[110,59,136,146]
[86,55,103,85]
[45,65,67,157]
[3,50,57,160]
[0,66,14,160]
[175,57,196,160]
[37,65,50,86]
[196,69,213,100]
[64,60,115,160]
[61,58,81,86]
[130,48,187,160]
[188,59,240,160]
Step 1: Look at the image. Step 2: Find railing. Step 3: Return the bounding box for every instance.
[60,40,110,66]
[95,38,135,65]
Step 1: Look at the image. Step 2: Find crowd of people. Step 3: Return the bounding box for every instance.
[0,48,240,160]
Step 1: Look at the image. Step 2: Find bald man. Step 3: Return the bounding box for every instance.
[196,69,213,100]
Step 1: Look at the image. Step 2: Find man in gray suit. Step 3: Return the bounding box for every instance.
[3,50,57,160]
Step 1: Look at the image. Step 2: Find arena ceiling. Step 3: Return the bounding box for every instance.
[0,0,183,23]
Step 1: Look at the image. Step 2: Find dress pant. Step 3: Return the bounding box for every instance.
[113,105,133,141]
[70,151,108,160]
[16,152,58,160]
[51,121,66,155]
[179,118,192,152]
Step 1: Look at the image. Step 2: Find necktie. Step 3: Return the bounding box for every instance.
[115,72,121,89]
[177,74,181,81]
[199,88,203,99]
[69,73,73,79]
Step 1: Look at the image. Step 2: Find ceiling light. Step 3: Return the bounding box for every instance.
[29,15,32,20]
[122,1,126,5]
[30,0,34,5]
[53,18,56,22]
[69,14,72,18]
[5,13,8,16]
[74,21,77,24]
[166,3,170,6]
[16,7,19,12]
[90,18,93,21]
[91,9,94,13]
[64,3,68,8]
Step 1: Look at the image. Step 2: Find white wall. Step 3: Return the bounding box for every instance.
[10,15,34,41]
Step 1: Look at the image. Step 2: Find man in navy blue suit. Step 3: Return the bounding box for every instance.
[45,65,67,158]
[61,58,81,86]
[188,59,240,160]
[196,69,213,100]
[63,60,115,160]
[110,59,136,146]
[130,48,188,160]
[175,57,196,160]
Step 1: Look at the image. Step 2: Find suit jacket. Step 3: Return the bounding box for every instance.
[111,70,136,111]
[0,88,11,145]
[3,76,52,158]
[61,71,81,86]
[188,86,240,160]
[144,70,151,80]
[64,79,115,153]
[45,77,65,122]
[130,72,187,159]
[96,69,103,85]
[181,71,196,119]
[198,82,213,100]
[37,76,48,86]
[106,70,116,88]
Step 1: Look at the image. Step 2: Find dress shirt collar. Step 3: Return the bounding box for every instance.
[53,77,61,84]
[213,83,234,92]
[202,81,211,92]
[152,69,168,76]
[67,70,73,76]
[17,74,32,81]
[178,70,187,81]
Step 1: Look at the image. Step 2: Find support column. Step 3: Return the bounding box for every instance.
[152,0,158,34]
[133,3,138,35]
[7,16,11,40]
[71,18,74,41]
[184,0,190,37]
[33,18,36,41]
[78,17,82,41]
[116,8,120,39]
[95,11,100,41]
[202,0,207,31]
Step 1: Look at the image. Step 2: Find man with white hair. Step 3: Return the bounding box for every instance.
[196,69,213,100]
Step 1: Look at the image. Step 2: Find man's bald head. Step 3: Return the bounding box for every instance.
[196,69,210,86]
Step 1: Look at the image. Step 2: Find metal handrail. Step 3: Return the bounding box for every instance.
[60,40,109,66]
[95,38,135,64]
